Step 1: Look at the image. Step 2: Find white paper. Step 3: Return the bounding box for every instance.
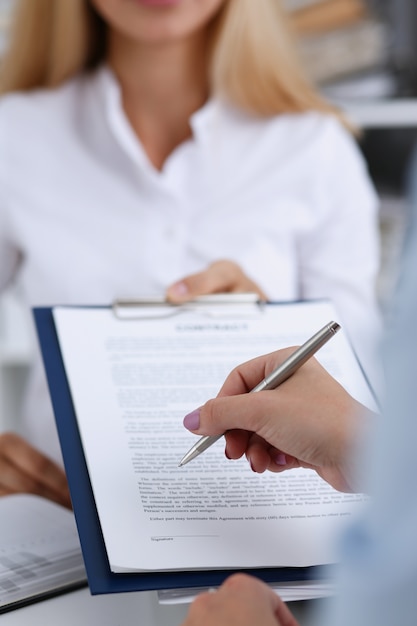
[53,300,376,573]
[0,494,86,610]
[157,579,335,604]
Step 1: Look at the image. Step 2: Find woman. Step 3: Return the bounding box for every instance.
[0,0,380,506]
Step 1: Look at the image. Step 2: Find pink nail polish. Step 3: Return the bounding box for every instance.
[275,453,287,466]
[183,409,200,431]
[172,281,189,296]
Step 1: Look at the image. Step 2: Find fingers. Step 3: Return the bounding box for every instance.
[183,390,294,472]
[166,260,267,303]
[225,431,298,474]
[182,350,362,491]
[224,429,250,459]
[182,574,300,626]
[244,435,285,473]
[183,390,284,440]
[0,433,71,508]
[182,350,290,425]
[216,349,296,398]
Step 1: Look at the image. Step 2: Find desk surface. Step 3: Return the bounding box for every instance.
[0,587,319,626]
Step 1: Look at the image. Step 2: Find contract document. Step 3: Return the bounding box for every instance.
[52,300,376,574]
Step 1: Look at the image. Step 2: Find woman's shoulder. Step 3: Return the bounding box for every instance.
[211,102,363,175]
[262,109,355,149]
[0,71,96,134]
[216,101,356,150]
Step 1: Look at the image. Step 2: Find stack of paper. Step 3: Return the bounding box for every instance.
[0,494,86,612]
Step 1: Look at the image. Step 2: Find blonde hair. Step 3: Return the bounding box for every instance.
[0,0,343,122]
[0,0,105,93]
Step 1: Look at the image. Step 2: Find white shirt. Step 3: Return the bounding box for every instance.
[0,66,381,462]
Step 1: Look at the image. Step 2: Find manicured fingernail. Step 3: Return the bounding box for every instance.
[275,453,287,466]
[171,281,189,296]
[183,409,201,431]
[250,460,257,473]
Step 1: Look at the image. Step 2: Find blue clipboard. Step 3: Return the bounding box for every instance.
[33,306,326,595]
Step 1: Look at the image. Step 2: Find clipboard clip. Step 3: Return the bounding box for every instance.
[112,293,265,320]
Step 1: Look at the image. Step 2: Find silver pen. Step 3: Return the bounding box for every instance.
[178,320,341,467]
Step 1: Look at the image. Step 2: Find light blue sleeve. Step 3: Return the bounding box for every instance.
[316,192,417,625]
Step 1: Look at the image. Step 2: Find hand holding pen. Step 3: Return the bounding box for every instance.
[178,321,368,492]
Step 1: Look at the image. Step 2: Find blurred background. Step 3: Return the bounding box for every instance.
[1,0,416,432]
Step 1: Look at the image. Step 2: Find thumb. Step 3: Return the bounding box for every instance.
[166,266,227,303]
[183,392,281,440]
[166,260,267,303]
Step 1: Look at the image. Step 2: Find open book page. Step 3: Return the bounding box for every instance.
[53,301,375,573]
[0,494,86,611]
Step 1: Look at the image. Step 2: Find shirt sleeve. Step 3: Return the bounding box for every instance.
[317,193,417,626]
[297,117,382,373]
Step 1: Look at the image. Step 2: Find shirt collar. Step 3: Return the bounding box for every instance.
[95,65,150,170]
[93,64,219,172]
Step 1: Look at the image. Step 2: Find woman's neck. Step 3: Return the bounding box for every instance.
[107,32,210,170]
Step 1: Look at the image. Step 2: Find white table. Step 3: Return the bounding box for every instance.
[0,587,319,626]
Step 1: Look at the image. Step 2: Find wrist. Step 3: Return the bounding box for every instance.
[337,402,376,493]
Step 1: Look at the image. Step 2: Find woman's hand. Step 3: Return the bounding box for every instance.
[166,260,267,302]
[0,432,71,508]
[181,574,299,626]
[183,349,374,492]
